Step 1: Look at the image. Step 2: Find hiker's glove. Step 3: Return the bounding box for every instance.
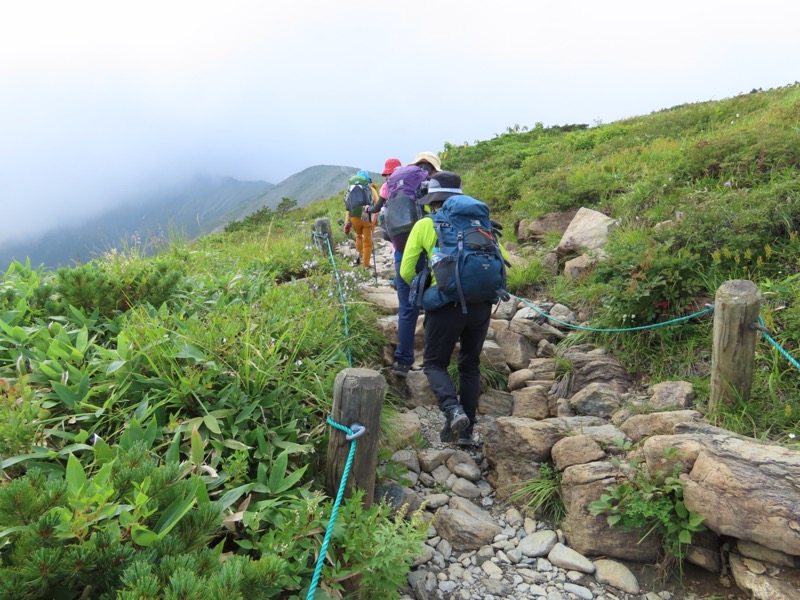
[362,206,371,216]
[344,221,351,235]
[490,219,503,230]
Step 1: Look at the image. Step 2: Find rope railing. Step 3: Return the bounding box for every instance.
[306,416,364,600]
[758,316,800,371]
[510,293,714,333]
[311,231,353,367]
[512,293,800,372]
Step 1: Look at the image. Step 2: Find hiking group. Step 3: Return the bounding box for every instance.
[344,153,510,447]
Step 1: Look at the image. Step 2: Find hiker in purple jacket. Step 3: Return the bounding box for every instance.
[366,151,441,377]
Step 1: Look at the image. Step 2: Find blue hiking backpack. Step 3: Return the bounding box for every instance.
[344,174,372,218]
[384,165,429,239]
[419,195,510,313]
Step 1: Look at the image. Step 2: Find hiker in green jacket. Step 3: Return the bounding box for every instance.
[400,171,509,446]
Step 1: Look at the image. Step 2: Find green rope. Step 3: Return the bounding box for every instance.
[306,416,362,600]
[511,294,714,333]
[758,316,800,371]
[312,231,352,367]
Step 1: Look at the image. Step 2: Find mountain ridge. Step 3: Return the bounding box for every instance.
[0,165,376,269]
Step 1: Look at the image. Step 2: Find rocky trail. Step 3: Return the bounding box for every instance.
[338,233,753,600]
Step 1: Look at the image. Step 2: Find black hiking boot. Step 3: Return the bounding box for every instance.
[440,406,469,443]
[457,424,480,448]
[391,362,412,378]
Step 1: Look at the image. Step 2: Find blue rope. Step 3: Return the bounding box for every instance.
[312,232,353,367]
[306,416,361,600]
[511,294,714,333]
[758,316,800,371]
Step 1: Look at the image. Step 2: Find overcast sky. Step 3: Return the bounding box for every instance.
[1,1,798,244]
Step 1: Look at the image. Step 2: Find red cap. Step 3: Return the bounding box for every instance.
[381,158,402,176]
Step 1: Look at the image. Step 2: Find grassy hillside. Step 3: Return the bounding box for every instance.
[443,82,800,440]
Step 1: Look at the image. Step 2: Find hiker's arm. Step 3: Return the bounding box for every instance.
[368,197,385,214]
[400,220,436,284]
[499,242,510,263]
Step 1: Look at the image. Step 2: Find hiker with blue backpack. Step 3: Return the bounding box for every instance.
[366,152,441,377]
[343,169,379,268]
[399,171,510,446]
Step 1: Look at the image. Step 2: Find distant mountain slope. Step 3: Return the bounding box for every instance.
[227,164,381,223]
[0,165,375,269]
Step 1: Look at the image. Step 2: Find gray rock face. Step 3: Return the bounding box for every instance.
[511,384,551,420]
[729,552,800,600]
[483,417,563,496]
[682,435,800,556]
[489,319,540,371]
[557,344,633,393]
[551,435,606,470]
[477,388,513,416]
[518,209,578,243]
[560,461,661,562]
[738,540,797,568]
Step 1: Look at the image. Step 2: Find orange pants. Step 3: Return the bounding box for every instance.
[351,215,373,267]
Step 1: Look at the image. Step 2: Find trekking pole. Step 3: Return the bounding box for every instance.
[369,215,379,286]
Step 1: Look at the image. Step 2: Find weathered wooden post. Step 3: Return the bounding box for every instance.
[709,280,761,413]
[312,217,332,253]
[325,368,386,508]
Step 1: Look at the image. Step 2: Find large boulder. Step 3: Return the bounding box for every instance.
[619,410,703,442]
[557,345,633,394]
[649,380,696,410]
[556,207,616,257]
[484,417,563,497]
[478,388,514,417]
[512,384,552,420]
[489,320,539,371]
[517,210,578,243]
[568,382,624,418]
[682,435,800,556]
[434,506,502,552]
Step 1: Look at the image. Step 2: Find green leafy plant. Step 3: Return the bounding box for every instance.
[588,441,705,572]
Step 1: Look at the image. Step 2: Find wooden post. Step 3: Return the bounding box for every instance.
[325,368,386,508]
[312,217,332,253]
[709,280,761,413]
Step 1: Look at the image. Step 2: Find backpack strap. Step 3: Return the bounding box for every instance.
[454,230,468,313]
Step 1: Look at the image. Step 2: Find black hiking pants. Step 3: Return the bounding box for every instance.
[422,301,493,424]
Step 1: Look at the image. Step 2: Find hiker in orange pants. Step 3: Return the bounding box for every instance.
[346,213,373,267]
[343,169,379,267]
